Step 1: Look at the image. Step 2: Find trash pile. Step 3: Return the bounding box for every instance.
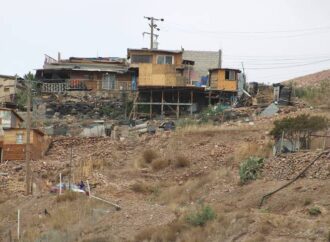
[262,151,330,180]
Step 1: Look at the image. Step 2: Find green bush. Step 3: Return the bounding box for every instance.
[239,157,264,184]
[308,207,321,216]
[186,205,216,226]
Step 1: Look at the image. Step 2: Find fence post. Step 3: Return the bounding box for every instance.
[17,209,20,240]
[279,131,285,154]
[86,180,91,197]
[59,173,62,195]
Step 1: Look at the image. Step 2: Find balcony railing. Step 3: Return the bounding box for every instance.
[40,79,132,93]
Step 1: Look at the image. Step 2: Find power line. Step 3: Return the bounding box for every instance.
[243,58,330,70]
[166,22,330,34]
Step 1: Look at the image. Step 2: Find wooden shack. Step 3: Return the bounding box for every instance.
[127,49,186,87]
[36,56,135,93]
[0,128,49,161]
[0,108,24,129]
[209,68,241,92]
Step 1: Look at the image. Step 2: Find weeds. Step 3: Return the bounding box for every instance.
[239,157,264,184]
[186,206,216,226]
[235,141,273,162]
[174,155,191,168]
[151,158,170,171]
[130,181,153,194]
[56,191,78,203]
[308,207,321,216]
[143,149,158,164]
[303,198,312,206]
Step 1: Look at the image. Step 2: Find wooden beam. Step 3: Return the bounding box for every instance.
[149,90,153,119]
[190,90,193,116]
[161,90,164,120]
[135,102,192,106]
[176,90,180,119]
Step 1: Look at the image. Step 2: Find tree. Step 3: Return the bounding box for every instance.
[270,114,329,149]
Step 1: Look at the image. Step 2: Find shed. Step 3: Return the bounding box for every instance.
[209,68,241,92]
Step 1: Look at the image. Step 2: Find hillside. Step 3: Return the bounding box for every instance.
[283,69,330,87]
[1,108,330,241]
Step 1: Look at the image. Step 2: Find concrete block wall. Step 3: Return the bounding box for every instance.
[183,50,221,83]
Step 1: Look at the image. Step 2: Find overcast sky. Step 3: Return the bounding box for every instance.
[1,0,330,83]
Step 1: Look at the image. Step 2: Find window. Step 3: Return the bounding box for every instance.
[4,87,10,92]
[157,55,174,64]
[16,133,23,144]
[225,70,236,80]
[102,74,116,90]
[131,55,152,64]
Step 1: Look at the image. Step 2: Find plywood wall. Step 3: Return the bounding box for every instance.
[1,129,50,161]
[209,70,238,91]
[138,64,184,86]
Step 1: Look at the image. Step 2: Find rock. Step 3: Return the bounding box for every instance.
[14,165,23,172]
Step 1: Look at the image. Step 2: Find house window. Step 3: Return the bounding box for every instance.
[102,74,116,90]
[157,55,174,64]
[131,55,152,64]
[225,70,236,80]
[16,133,24,144]
[4,87,10,92]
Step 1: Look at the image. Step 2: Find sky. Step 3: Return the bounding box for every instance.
[1,0,330,83]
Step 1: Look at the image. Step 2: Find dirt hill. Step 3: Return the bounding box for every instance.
[283,69,330,87]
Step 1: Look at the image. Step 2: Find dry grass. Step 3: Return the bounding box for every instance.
[151,158,170,171]
[134,220,187,242]
[174,155,191,168]
[143,149,159,164]
[130,181,153,194]
[56,191,78,203]
[177,123,266,135]
[235,141,273,162]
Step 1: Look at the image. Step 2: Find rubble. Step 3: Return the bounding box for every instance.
[262,151,330,180]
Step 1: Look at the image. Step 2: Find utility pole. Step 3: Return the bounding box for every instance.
[25,79,31,195]
[219,49,222,68]
[143,16,164,49]
[69,145,73,190]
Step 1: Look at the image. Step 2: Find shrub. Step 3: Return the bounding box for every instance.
[56,191,78,203]
[175,155,191,168]
[143,149,158,164]
[308,207,321,216]
[130,182,152,194]
[270,114,329,149]
[186,206,216,226]
[151,158,169,171]
[239,157,264,184]
[303,198,312,206]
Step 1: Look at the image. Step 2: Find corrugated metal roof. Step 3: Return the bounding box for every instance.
[41,63,129,74]
[209,68,241,72]
[0,107,24,121]
[127,48,183,57]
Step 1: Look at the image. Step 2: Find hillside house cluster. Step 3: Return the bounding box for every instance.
[36,48,243,118]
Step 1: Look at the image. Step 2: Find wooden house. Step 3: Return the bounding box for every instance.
[209,68,241,92]
[0,108,24,129]
[0,75,25,105]
[127,49,188,87]
[36,55,136,93]
[1,128,49,161]
[0,108,49,161]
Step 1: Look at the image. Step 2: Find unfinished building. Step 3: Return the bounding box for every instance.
[127,48,207,119]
